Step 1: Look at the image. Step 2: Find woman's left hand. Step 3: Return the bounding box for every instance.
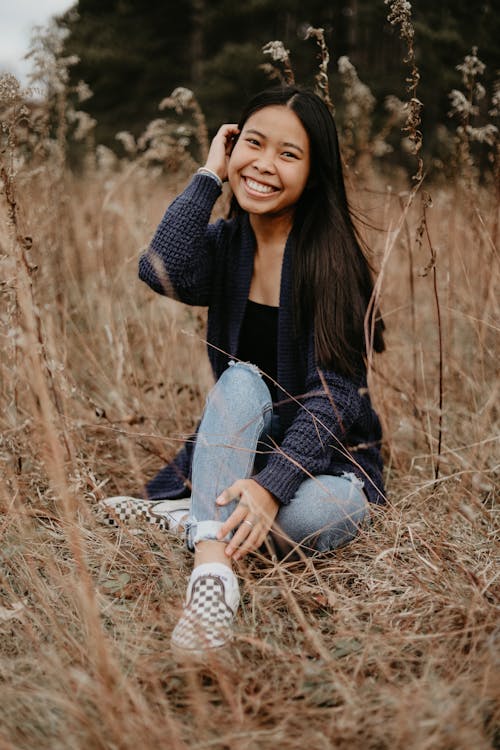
[216,479,279,561]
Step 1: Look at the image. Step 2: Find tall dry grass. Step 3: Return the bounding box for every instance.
[0,20,499,750]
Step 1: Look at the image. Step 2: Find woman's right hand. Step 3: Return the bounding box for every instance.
[203,123,239,183]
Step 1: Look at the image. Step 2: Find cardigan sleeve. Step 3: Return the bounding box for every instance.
[252,356,368,506]
[138,173,224,306]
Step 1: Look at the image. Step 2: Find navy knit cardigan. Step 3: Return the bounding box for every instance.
[139,174,385,505]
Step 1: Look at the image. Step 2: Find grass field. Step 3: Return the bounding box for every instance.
[0,40,499,749]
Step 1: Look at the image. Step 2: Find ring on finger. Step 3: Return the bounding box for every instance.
[242,519,254,529]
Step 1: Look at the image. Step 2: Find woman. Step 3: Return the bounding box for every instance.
[102,86,385,656]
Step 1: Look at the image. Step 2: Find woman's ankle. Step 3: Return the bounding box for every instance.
[194,539,232,569]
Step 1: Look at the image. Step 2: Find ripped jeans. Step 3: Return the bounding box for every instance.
[186,361,370,556]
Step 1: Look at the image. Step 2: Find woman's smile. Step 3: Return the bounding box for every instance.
[242,175,280,196]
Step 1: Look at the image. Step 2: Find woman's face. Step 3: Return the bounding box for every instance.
[228,105,311,221]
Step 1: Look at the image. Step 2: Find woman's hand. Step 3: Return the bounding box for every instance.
[204,123,239,183]
[216,479,279,561]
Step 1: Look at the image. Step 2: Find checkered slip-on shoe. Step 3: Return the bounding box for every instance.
[98,496,190,534]
[171,573,240,657]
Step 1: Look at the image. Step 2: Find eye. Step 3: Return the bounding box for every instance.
[245,137,260,147]
[282,151,299,159]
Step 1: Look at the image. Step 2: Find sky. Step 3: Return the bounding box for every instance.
[0,0,75,84]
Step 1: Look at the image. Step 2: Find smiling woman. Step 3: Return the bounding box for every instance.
[102,85,386,659]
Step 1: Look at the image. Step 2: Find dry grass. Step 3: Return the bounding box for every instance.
[1,85,499,750]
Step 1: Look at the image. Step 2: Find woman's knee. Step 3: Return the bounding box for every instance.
[315,504,370,551]
[210,360,272,411]
[275,474,371,554]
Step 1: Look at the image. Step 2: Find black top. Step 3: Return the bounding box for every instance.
[238,299,279,401]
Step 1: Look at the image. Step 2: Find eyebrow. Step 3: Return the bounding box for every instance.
[244,128,305,155]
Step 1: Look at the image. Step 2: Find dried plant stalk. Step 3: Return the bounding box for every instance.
[385,0,423,183]
[305,26,334,114]
[261,41,295,85]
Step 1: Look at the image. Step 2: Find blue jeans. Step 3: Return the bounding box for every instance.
[186,361,370,556]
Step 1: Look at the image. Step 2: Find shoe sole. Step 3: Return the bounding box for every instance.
[171,639,231,663]
[98,497,190,533]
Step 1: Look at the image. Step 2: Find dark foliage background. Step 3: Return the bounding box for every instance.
[58,0,499,157]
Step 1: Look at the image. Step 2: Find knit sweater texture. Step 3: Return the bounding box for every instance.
[139,174,385,505]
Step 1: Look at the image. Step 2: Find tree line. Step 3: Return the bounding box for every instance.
[57,0,499,162]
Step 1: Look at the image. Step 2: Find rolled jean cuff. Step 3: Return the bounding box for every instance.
[187,519,232,551]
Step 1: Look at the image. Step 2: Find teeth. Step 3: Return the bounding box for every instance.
[245,178,275,194]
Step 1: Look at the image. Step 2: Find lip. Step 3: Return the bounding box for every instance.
[241,175,280,198]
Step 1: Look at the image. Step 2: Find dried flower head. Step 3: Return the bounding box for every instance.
[371,138,393,157]
[337,55,376,163]
[158,87,208,160]
[115,131,137,156]
[136,118,177,161]
[69,110,97,141]
[474,83,486,102]
[338,56,375,117]
[448,90,479,118]
[305,27,333,113]
[0,74,21,105]
[27,22,78,95]
[489,80,500,118]
[75,80,93,103]
[385,95,406,122]
[262,41,290,64]
[261,41,295,85]
[96,145,118,173]
[456,47,486,86]
[384,0,422,180]
[337,55,352,77]
[384,0,414,43]
[448,50,489,131]
[464,124,498,146]
[447,48,496,183]
[159,87,194,114]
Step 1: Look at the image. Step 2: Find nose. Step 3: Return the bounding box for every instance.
[252,149,276,174]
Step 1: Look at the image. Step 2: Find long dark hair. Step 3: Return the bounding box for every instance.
[232,86,385,377]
